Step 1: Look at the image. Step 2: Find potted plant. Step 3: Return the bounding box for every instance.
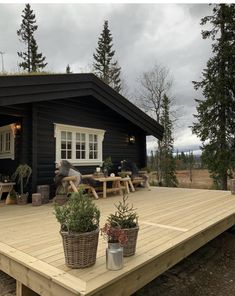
[5,189,17,205]
[106,193,139,257]
[102,156,113,177]
[12,164,32,205]
[53,184,68,206]
[54,190,100,268]
[101,222,127,270]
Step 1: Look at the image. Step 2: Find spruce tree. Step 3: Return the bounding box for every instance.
[93,20,122,92]
[17,3,47,72]
[192,4,235,190]
[159,95,178,187]
[31,37,47,72]
[66,64,72,74]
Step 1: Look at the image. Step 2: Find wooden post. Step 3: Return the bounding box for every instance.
[103,181,107,198]
[16,281,39,296]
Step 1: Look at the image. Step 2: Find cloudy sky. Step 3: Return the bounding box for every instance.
[0,3,213,153]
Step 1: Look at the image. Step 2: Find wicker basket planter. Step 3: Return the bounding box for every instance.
[17,193,28,205]
[60,228,99,268]
[123,227,139,257]
[53,194,69,206]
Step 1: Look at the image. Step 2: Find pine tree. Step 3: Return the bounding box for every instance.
[192,4,235,190]
[17,3,47,72]
[31,37,47,72]
[66,64,72,74]
[159,95,178,187]
[93,20,122,92]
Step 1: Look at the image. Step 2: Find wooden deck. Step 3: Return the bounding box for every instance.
[1,187,235,296]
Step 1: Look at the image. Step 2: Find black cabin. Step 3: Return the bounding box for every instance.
[0,74,163,192]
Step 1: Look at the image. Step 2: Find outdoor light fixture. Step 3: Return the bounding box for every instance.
[14,123,21,135]
[129,135,136,144]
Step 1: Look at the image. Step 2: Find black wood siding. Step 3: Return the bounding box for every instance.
[0,106,32,177]
[0,96,147,193]
[34,96,147,189]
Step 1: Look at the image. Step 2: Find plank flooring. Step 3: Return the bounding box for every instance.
[1,187,235,296]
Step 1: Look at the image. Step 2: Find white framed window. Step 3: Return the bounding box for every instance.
[0,124,15,160]
[54,123,105,166]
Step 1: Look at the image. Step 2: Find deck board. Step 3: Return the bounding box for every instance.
[1,187,235,295]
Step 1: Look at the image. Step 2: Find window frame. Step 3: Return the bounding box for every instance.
[0,124,15,160]
[54,123,105,166]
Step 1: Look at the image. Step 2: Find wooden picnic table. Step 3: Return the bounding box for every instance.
[93,176,122,198]
[63,175,133,199]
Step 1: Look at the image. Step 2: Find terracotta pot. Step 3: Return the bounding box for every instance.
[5,195,17,205]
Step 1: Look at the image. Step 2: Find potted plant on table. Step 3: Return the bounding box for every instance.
[102,156,113,177]
[106,193,139,257]
[54,190,100,268]
[12,164,32,205]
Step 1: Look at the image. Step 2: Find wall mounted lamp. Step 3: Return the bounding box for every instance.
[129,135,136,144]
[14,122,21,135]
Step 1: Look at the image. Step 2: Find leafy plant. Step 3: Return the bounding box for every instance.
[100,223,127,245]
[102,156,113,173]
[12,164,32,195]
[9,189,17,200]
[107,193,138,229]
[54,190,100,233]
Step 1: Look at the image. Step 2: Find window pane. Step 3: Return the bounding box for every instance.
[67,150,72,159]
[5,132,10,152]
[81,143,85,150]
[94,151,98,159]
[76,133,80,141]
[61,141,66,149]
[67,141,72,149]
[89,151,93,159]
[89,134,93,142]
[94,143,98,151]
[67,132,72,140]
[82,151,85,159]
[61,131,66,140]
[94,135,98,142]
[61,150,66,159]
[81,133,85,141]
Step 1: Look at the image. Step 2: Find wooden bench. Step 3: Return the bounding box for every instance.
[62,176,99,199]
[121,171,150,191]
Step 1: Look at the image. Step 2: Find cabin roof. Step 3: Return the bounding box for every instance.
[0,73,163,139]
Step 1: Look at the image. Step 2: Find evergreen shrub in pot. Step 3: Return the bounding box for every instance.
[54,190,100,268]
[107,193,139,256]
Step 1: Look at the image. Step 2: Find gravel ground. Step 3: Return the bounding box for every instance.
[0,271,15,296]
[1,231,235,296]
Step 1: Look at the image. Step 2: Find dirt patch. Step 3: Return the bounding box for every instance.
[0,271,15,296]
[134,231,235,296]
